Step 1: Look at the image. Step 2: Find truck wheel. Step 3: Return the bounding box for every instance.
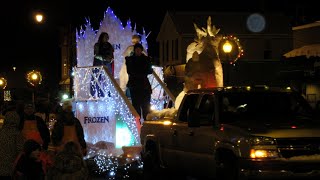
[142,141,160,174]
[216,154,239,180]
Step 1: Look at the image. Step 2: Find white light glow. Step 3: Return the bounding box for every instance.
[35,14,43,23]
[62,94,69,100]
[223,40,232,53]
[31,73,38,80]
[116,127,132,148]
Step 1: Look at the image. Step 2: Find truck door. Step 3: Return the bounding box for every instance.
[177,93,217,177]
[165,93,199,170]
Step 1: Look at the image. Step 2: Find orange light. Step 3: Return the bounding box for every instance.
[250,149,279,158]
[250,149,267,158]
[163,120,172,125]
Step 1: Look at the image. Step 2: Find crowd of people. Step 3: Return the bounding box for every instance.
[0,100,88,180]
[0,32,153,179]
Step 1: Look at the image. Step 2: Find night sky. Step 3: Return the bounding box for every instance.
[1,0,319,89]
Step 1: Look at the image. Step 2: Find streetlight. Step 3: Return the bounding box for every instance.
[33,11,45,24]
[0,77,7,103]
[219,35,244,86]
[223,40,233,53]
[27,70,42,106]
[222,40,233,85]
[0,77,7,90]
[35,13,44,23]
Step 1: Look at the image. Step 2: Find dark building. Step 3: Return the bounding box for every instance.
[156,11,293,96]
[282,21,320,108]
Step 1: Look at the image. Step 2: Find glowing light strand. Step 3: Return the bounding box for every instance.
[219,35,244,64]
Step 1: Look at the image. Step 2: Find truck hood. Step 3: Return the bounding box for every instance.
[225,117,320,138]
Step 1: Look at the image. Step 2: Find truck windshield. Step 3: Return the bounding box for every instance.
[220,91,315,123]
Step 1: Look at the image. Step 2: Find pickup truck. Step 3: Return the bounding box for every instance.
[140,86,320,179]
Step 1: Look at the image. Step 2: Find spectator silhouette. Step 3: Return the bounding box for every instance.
[13,139,45,180]
[51,100,87,156]
[46,141,89,180]
[0,111,24,179]
[20,103,51,150]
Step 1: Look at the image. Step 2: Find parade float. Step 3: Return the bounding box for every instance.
[72,7,174,178]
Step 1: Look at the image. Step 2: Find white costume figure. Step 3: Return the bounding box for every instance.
[175,16,223,107]
[119,35,148,92]
[174,86,187,109]
[184,16,223,90]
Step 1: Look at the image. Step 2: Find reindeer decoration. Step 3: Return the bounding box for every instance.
[184,16,223,91]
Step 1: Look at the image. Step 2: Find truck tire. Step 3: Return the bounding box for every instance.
[216,153,239,180]
[142,141,160,174]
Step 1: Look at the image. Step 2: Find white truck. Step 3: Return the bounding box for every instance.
[140,86,320,179]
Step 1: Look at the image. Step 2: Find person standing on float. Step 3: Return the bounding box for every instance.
[91,32,114,98]
[125,43,153,122]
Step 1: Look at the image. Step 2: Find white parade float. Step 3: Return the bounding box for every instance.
[72,7,175,175]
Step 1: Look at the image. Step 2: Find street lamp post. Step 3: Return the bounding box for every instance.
[0,77,7,106]
[219,35,244,86]
[223,41,233,85]
[26,70,42,106]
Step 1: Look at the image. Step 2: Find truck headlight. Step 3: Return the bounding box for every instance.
[249,136,279,158]
[250,136,276,145]
[250,149,279,158]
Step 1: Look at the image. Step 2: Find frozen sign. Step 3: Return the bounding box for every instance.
[75,99,139,148]
[73,66,141,148]
[84,116,109,124]
[76,101,116,144]
[76,7,149,80]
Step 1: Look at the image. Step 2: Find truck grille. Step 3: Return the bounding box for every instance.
[276,138,320,158]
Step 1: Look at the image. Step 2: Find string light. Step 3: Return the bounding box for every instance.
[76,7,149,79]
[74,66,166,146]
[75,7,168,145]
[218,35,244,64]
[4,90,12,101]
[26,70,42,86]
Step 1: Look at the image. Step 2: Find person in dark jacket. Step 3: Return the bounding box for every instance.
[0,111,24,179]
[93,32,114,74]
[46,141,89,180]
[51,100,87,156]
[125,43,153,122]
[13,139,45,180]
[20,104,51,151]
[91,32,115,98]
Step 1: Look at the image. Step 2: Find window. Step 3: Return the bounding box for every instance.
[219,91,314,124]
[166,40,169,63]
[178,94,199,122]
[264,39,272,59]
[175,39,179,60]
[264,50,272,59]
[198,94,215,125]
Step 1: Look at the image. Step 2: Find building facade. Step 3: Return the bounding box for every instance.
[282,21,320,108]
[156,11,293,96]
